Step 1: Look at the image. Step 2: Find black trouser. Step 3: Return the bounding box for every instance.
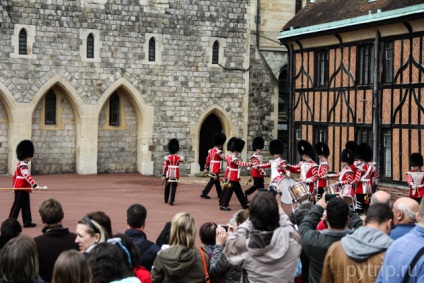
[317,187,325,201]
[220,181,247,208]
[201,176,222,198]
[355,193,365,214]
[164,179,178,203]
[9,190,32,225]
[244,177,264,196]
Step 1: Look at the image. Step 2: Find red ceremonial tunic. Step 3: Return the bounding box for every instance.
[162,154,184,179]
[352,162,376,194]
[205,147,225,175]
[250,151,265,178]
[287,160,318,193]
[226,154,251,182]
[406,169,424,198]
[329,165,354,187]
[317,158,329,188]
[13,161,37,193]
[259,158,288,181]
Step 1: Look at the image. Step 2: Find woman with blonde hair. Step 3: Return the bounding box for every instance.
[151,212,208,283]
[75,215,107,255]
[51,250,91,283]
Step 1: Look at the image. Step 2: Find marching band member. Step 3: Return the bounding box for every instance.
[219,138,251,211]
[200,133,226,200]
[315,142,330,200]
[286,140,318,194]
[244,137,266,202]
[328,149,355,189]
[9,140,43,228]
[406,152,424,204]
[346,141,360,167]
[257,139,288,181]
[162,139,184,206]
[352,143,376,214]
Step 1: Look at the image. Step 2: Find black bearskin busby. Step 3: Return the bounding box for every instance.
[252,137,264,151]
[229,138,245,153]
[227,137,236,151]
[357,143,373,162]
[168,138,179,154]
[341,149,354,165]
[345,141,358,158]
[410,153,424,167]
[213,133,227,146]
[269,140,284,155]
[16,140,34,161]
[315,142,330,157]
[297,140,315,158]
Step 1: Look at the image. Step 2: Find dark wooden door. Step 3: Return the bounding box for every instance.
[199,114,223,170]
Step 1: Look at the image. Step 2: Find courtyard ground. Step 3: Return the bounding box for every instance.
[0,173,257,243]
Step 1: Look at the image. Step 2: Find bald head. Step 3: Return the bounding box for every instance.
[371,191,391,206]
[393,197,419,225]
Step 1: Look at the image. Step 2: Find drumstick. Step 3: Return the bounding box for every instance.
[0,186,48,191]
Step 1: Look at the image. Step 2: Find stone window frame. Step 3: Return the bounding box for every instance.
[102,92,128,131]
[109,92,120,126]
[143,33,163,64]
[10,24,37,59]
[208,37,226,67]
[80,29,102,62]
[45,89,57,125]
[40,89,65,131]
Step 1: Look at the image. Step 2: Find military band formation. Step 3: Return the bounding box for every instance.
[162,134,424,214]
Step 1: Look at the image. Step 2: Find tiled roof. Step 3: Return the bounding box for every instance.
[283,0,424,30]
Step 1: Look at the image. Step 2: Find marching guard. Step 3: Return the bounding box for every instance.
[257,139,289,181]
[406,152,424,204]
[244,137,266,202]
[200,133,227,200]
[162,139,184,206]
[316,142,330,200]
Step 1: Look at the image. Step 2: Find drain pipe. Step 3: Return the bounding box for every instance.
[256,0,260,49]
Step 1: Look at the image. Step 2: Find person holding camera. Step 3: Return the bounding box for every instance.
[298,195,362,283]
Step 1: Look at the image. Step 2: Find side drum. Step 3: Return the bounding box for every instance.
[289,182,310,203]
[341,184,356,206]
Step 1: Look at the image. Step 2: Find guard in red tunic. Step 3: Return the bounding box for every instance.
[219,138,251,211]
[328,149,355,189]
[315,142,330,200]
[9,140,42,228]
[200,133,226,200]
[244,137,265,201]
[352,143,376,214]
[406,152,424,204]
[257,139,288,181]
[162,139,184,206]
[286,140,318,194]
[346,141,360,167]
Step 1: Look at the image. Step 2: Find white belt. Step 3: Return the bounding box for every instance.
[211,161,220,163]
[169,165,178,168]
[361,179,370,181]
[16,176,24,179]
[229,168,239,171]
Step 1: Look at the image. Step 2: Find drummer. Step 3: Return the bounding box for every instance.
[315,142,330,201]
[327,149,355,190]
[256,139,289,181]
[286,140,318,195]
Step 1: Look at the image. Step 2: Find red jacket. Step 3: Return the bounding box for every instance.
[162,154,184,179]
[205,147,225,174]
[330,165,354,187]
[317,158,329,188]
[251,151,265,178]
[13,161,37,193]
[406,169,424,198]
[226,154,251,182]
[259,158,288,181]
[287,160,318,193]
[352,162,376,194]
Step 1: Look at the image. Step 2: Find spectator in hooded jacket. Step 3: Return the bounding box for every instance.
[322,203,394,283]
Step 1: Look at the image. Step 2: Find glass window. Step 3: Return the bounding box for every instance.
[109,93,120,126]
[19,29,27,55]
[278,69,289,117]
[148,38,156,62]
[383,130,392,177]
[212,41,219,64]
[357,44,374,85]
[314,50,329,87]
[87,33,94,59]
[384,42,394,83]
[45,90,56,125]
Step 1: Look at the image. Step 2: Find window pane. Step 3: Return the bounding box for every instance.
[149,38,156,62]
[45,90,56,124]
[212,41,219,64]
[87,34,94,58]
[384,42,394,83]
[19,29,27,55]
[109,93,120,126]
[383,131,392,177]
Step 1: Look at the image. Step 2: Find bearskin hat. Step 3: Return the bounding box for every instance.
[226,137,236,151]
[16,140,34,161]
[297,140,315,158]
[252,137,264,151]
[357,143,373,162]
[315,142,330,157]
[229,138,245,153]
[269,140,284,155]
[345,141,358,157]
[410,153,424,167]
[168,138,179,154]
[341,149,354,165]
[213,133,226,146]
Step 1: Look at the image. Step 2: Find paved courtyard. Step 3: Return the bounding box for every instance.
[0,173,256,242]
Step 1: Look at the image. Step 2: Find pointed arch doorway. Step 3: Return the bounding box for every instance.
[199,114,223,171]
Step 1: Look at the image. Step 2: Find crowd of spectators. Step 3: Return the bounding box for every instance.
[0,188,423,283]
